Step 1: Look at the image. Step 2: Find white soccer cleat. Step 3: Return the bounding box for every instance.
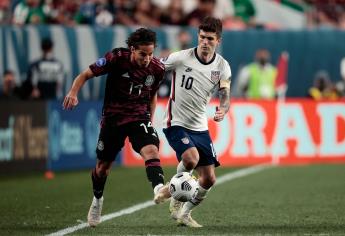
[87,196,103,227]
[169,198,183,220]
[177,211,203,228]
[153,183,171,204]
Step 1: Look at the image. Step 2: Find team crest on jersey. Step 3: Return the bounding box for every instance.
[96,57,106,67]
[181,137,190,144]
[185,67,192,72]
[145,75,155,86]
[211,70,221,83]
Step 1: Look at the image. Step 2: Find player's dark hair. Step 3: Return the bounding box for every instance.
[41,37,53,51]
[126,28,157,49]
[198,16,223,39]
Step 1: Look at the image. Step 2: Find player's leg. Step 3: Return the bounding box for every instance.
[169,149,199,219]
[140,144,170,203]
[169,147,200,216]
[177,159,193,174]
[179,147,199,171]
[92,160,113,199]
[128,121,167,203]
[156,146,199,207]
[88,160,113,227]
[177,165,215,227]
[176,130,218,227]
[163,126,200,217]
[140,145,164,189]
[88,121,125,227]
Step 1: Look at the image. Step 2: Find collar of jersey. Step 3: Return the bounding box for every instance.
[194,47,216,65]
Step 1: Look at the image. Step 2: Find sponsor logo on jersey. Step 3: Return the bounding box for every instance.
[145,75,155,86]
[211,70,221,83]
[181,137,190,144]
[97,140,104,151]
[95,57,106,67]
[185,67,192,72]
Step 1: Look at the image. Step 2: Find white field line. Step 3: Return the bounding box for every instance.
[215,164,272,186]
[47,164,272,236]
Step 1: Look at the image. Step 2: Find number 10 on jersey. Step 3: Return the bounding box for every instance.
[181,75,194,90]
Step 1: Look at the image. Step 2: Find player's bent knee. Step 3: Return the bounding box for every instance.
[199,176,216,189]
[96,160,113,176]
[183,159,197,170]
[140,145,159,160]
[182,155,198,170]
[208,176,216,187]
[182,149,199,170]
[96,167,109,177]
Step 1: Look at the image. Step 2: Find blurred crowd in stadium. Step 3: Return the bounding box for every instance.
[1,0,345,101]
[2,40,345,101]
[0,0,344,30]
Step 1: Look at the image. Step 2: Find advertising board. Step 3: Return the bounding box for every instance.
[123,99,345,166]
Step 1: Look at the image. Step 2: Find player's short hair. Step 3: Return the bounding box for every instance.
[198,16,223,39]
[126,28,157,49]
[41,37,53,51]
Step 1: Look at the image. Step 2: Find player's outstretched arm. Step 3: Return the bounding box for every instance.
[214,80,230,122]
[63,68,94,110]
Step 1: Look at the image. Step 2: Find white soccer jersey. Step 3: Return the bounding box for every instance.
[162,48,232,131]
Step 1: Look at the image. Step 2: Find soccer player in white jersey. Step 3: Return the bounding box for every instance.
[155,17,231,227]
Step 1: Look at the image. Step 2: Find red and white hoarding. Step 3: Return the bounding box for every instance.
[124,99,345,166]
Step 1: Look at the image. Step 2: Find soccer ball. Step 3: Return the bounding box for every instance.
[169,172,199,202]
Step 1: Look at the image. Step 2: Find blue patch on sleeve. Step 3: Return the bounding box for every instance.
[95,57,106,67]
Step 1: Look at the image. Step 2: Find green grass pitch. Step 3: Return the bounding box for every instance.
[0,164,344,235]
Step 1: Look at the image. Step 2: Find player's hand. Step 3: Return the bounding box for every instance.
[62,93,78,110]
[213,106,225,122]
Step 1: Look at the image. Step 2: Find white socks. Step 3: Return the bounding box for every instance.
[176,161,211,215]
[177,161,193,174]
[153,183,164,195]
[180,183,210,214]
